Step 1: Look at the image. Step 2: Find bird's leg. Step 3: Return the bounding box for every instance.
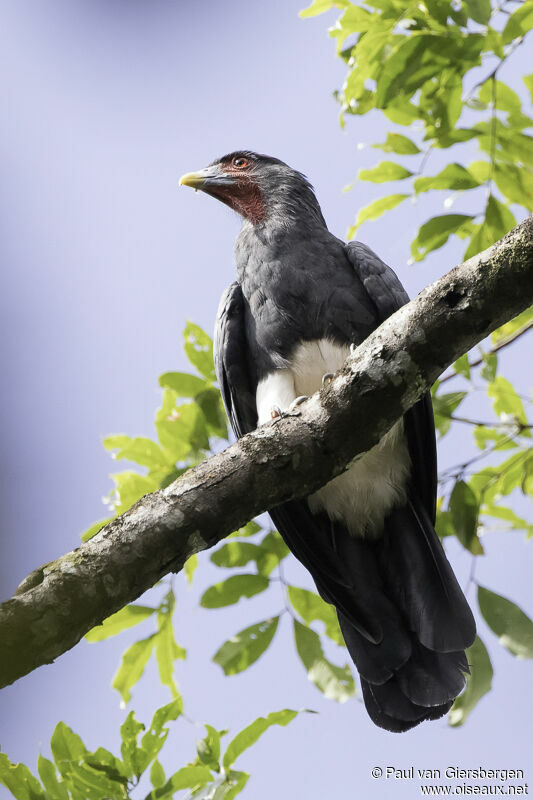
[256,369,297,425]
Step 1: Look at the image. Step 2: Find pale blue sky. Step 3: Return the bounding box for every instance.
[1,1,532,797]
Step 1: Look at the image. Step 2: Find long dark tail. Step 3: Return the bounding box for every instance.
[335,498,476,732]
[270,492,476,732]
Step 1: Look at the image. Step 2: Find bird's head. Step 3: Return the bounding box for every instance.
[179,151,326,229]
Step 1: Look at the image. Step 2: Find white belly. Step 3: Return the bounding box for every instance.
[256,339,411,537]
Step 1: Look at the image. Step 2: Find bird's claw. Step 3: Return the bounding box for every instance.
[350,343,357,355]
[322,372,335,387]
[289,395,308,411]
[270,405,282,420]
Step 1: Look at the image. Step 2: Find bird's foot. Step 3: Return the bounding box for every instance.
[270,405,283,420]
[322,373,335,387]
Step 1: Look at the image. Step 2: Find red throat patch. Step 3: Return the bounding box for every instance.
[207,177,266,225]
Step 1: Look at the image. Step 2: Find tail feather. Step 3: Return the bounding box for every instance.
[361,679,454,733]
[396,643,469,707]
[335,496,474,731]
[380,499,476,652]
[270,491,475,732]
[337,610,411,685]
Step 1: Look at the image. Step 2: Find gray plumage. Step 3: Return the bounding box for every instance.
[182,151,476,731]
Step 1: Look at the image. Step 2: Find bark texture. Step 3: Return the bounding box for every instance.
[1,217,532,689]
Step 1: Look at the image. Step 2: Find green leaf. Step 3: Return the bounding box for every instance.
[212,770,250,800]
[104,435,169,469]
[414,163,480,193]
[197,725,225,772]
[488,376,530,429]
[383,97,421,126]
[151,766,213,799]
[432,390,467,436]
[503,2,533,44]
[467,160,490,184]
[210,536,286,577]
[299,0,349,18]
[0,754,45,800]
[81,517,112,543]
[85,604,156,642]
[524,73,533,104]
[50,722,87,776]
[156,401,209,461]
[435,509,455,539]
[200,574,269,608]
[213,617,279,675]
[357,161,412,183]
[293,620,355,702]
[288,586,344,645]
[478,586,533,658]
[256,530,290,575]
[155,599,186,700]
[469,451,533,504]
[196,387,228,439]
[150,760,166,789]
[435,128,482,148]
[479,78,522,113]
[84,750,128,788]
[59,761,125,800]
[141,700,182,766]
[183,322,216,381]
[37,755,69,800]
[158,371,209,396]
[411,215,473,261]
[120,710,146,778]
[112,634,156,703]
[228,519,262,538]
[376,33,482,109]
[491,307,533,344]
[449,637,493,726]
[222,710,298,769]
[494,163,533,211]
[107,471,157,515]
[473,426,517,452]
[482,504,533,537]
[184,553,198,584]
[480,352,498,382]
[464,0,491,25]
[449,480,483,554]
[210,542,266,569]
[373,133,420,155]
[453,353,471,380]
[463,223,492,260]
[348,194,408,235]
[485,195,516,242]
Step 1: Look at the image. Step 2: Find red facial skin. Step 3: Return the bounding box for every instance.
[206,157,267,225]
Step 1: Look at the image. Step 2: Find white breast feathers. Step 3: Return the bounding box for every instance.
[255,339,411,537]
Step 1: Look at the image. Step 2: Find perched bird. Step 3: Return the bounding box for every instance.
[179,151,476,732]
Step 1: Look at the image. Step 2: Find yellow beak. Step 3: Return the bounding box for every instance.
[179,171,207,189]
[179,164,236,193]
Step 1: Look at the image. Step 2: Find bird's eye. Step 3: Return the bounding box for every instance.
[232,157,249,168]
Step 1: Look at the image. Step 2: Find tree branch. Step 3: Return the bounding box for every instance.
[1,217,532,690]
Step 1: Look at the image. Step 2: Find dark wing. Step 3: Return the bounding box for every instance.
[214,282,258,439]
[214,280,391,643]
[345,241,437,523]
